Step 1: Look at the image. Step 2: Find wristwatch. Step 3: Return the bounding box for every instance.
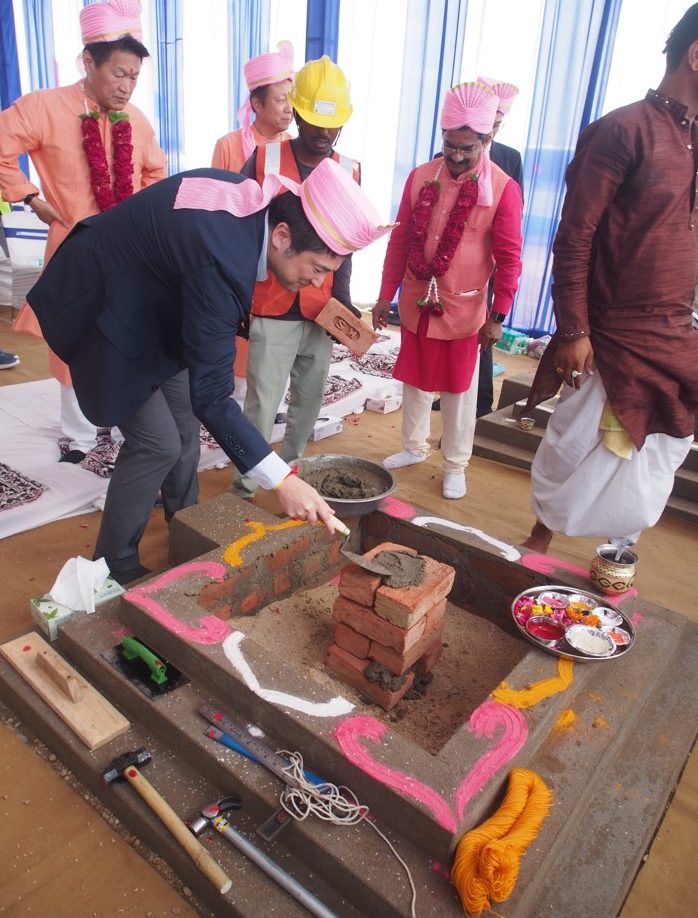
[489,312,507,323]
[23,193,38,205]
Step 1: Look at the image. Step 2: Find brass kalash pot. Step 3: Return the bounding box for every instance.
[589,543,639,595]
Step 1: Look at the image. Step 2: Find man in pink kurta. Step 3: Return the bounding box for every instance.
[0,0,166,461]
[373,82,522,500]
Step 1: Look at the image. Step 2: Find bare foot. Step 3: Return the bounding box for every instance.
[520,520,553,553]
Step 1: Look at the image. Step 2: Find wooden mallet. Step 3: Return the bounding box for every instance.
[102,748,232,894]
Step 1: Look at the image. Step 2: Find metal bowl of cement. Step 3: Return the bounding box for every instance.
[295,454,397,518]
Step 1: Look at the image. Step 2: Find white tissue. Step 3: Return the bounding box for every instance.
[47,556,110,613]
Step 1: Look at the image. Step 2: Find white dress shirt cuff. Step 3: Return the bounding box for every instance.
[247,451,291,490]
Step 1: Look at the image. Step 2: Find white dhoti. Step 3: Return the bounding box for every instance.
[530,373,693,541]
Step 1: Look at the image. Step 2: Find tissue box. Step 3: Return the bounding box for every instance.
[30,576,125,641]
[309,416,343,441]
[365,396,402,414]
[314,298,380,357]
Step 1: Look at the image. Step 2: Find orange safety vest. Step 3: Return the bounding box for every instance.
[251,141,360,320]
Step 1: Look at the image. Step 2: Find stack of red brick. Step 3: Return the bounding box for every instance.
[325,543,455,710]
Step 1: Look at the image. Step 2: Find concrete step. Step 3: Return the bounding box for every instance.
[495,371,536,410]
[55,603,462,918]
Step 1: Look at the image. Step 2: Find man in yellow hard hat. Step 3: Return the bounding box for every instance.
[234,56,361,497]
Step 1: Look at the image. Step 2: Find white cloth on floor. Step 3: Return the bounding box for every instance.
[530,372,692,539]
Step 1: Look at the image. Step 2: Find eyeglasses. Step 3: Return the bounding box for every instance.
[443,140,479,156]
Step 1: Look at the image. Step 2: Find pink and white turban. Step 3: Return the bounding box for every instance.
[237,41,295,162]
[440,82,499,207]
[440,81,499,133]
[80,0,143,44]
[173,158,394,257]
[477,76,520,114]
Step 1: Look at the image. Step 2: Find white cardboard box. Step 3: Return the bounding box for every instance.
[309,416,343,441]
[30,576,125,641]
[365,396,403,414]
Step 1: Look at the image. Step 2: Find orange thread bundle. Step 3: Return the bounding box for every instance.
[451,768,552,916]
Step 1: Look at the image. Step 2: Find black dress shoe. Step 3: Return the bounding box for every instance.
[59,449,87,464]
[112,564,152,586]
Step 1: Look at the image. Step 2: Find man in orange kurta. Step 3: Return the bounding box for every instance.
[0,0,166,461]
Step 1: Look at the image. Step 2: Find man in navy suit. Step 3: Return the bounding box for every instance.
[28,162,391,584]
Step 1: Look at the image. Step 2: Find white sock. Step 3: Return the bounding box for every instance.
[443,471,466,499]
[383,450,427,470]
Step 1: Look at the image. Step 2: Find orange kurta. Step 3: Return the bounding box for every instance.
[0,81,167,383]
[211,122,291,174]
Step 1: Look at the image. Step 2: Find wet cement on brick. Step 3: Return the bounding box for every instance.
[371,550,426,588]
[229,581,527,754]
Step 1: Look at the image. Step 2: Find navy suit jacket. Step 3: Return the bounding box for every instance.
[490,140,524,197]
[28,169,272,473]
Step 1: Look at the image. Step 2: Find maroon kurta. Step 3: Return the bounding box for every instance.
[542,90,698,448]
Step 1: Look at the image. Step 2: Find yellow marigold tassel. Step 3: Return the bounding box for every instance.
[451,767,552,916]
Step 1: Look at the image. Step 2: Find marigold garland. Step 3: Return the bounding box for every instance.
[407,163,478,316]
[79,110,134,212]
[451,767,553,916]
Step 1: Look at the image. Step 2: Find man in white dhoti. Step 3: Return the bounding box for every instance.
[522,5,698,553]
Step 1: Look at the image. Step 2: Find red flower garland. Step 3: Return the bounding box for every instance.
[80,112,134,212]
[407,173,479,281]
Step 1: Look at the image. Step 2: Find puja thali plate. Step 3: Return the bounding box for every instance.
[511,584,635,662]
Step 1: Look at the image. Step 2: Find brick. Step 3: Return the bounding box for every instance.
[240,587,268,615]
[325,644,415,711]
[369,623,445,676]
[273,570,291,596]
[333,595,426,653]
[197,572,243,609]
[314,297,380,357]
[374,557,455,629]
[266,533,315,571]
[338,564,382,608]
[333,622,370,659]
[414,638,443,675]
[303,550,327,580]
[423,598,447,637]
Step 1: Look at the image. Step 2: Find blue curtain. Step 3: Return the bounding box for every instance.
[390,0,467,216]
[0,0,28,179]
[514,0,623,334]
[154,0,183,173]
[21,0,56,90]
[227,0,271,132]
[305,0,340,61]
[0,0,22,109]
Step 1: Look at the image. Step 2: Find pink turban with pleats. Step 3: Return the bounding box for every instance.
[173,158,395,256]
[237,41,295,162]
[80,0,143,44]
[477,76,520,114]
[440,82,499,207]
[440,81,499,133]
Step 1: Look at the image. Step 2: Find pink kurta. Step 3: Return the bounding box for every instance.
[211,122,291,173]
[0,81,167,383]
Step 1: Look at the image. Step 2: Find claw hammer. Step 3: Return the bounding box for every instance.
[102,749,232,894]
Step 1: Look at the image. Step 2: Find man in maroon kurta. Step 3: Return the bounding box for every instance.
[523,4,698,552]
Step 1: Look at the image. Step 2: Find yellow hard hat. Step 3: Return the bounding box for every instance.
[289,55,353,128]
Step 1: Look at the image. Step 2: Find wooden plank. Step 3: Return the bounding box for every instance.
[0,632,130,750]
